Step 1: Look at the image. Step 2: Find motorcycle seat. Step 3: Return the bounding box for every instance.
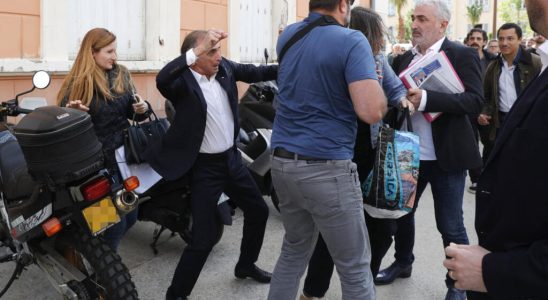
[0,139,36,200]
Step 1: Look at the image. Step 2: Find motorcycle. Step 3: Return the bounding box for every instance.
[237,49,279,211]
[0,71,139,299]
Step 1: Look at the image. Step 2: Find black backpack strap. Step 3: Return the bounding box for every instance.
[278,15,341,64]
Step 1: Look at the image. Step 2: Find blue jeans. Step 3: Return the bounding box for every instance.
[102,209,138,252]
[394,160,469,266]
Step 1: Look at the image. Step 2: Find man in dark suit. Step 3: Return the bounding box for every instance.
[375,1,483,299]
[443,0,548,298]
[146,29,277,300]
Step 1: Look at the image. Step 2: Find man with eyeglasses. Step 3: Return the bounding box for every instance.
[486,39,500,56]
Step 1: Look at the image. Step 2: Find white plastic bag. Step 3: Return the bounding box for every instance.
[115,146,162,194]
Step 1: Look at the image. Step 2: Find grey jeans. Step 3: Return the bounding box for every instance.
[267,157,375,300]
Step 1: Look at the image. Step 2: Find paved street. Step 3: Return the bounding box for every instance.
[0,181,477,300]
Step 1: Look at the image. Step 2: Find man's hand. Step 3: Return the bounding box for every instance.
[400,97,415,114]
[406,88,423,110]
[65,100,89,112]
[478,114,491,126]
[193,29,228,57]
[443,243,490,292]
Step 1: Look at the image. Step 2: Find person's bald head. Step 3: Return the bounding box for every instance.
[525,0,548,37]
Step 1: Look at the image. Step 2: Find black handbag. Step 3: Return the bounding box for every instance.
[124,104,169,164]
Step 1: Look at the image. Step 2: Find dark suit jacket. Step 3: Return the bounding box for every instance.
[472,69,548,300]
[391,38,483,171]
[146,54,277,180]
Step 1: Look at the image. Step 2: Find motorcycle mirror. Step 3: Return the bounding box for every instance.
[264,48,269,65]
[13,71,50,106]
[32,71,51,89]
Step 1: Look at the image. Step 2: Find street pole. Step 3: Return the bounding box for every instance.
[492,0,498,38]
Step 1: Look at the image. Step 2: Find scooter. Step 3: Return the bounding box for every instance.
[0,71,139,299]
[237,49,279,211]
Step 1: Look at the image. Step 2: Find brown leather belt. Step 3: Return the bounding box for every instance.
[273,147,326,162]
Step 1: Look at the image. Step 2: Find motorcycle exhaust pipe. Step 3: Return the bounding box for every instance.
[113,190,138,214]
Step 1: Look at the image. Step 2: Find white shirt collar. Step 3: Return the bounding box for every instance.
[411,37,446,56]
[190,68,217,83]
[537,42,548,74]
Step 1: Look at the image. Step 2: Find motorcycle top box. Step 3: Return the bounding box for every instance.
[13,106,103,186]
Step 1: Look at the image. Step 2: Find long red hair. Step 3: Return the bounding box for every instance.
[56,28,129,106]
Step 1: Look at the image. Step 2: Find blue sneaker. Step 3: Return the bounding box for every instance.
[444,287,467,300]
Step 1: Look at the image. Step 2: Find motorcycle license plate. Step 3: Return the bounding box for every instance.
[82,197,120,235]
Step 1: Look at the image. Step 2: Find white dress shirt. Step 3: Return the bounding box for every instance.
[409,37,446,161]
[498,58,518,113]
[537,42,548,75]
[186,49,235,154]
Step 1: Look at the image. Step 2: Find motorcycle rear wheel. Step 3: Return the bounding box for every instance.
[56,226,138,300]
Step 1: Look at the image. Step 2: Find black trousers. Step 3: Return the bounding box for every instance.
[468,114,482,183]
[479,111,510,167]
[478,124,493,165]
[169,147,269,297]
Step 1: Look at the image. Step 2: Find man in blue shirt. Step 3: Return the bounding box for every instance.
[267,1,387,299]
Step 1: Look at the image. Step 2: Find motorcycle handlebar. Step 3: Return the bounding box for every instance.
[1,101,33,117]
[15,108,32,115]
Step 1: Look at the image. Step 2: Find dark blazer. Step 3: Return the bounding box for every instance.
[146,54,277,180]
[472,69,548,300]
[391,38,483,171]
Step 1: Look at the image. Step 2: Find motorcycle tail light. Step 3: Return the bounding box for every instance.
[123,176,140,192]
[81,177,111,201]
[42,217,62,237]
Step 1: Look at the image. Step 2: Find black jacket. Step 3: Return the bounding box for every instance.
[60,65,147,173]
[146,55,277,180]
[470,68,548,300]
[391,38,484,171]
[479,49,497,78]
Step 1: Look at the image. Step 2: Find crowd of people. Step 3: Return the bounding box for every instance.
[56,0,548,299]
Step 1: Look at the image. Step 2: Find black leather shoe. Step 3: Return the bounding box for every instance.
[444,287,467,300]
[234,264,272,283]
[374,261,412,285]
